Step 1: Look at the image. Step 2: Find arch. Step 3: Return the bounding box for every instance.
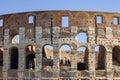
[95,45,106,70]
[112,46,120,67]
[9,47,18,69]
[25,45,36,53]
[12,35,20,44]
[77,46,88,70]
[76,12,90,19]
[42,44,53,59]
[10,30,19,44]
[60,44,71,66]
[25,45,36,69]
[76,32,88,43]
[42,44,53,66]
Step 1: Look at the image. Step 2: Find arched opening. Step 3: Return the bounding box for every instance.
[77,47,88,70]
[95,45,106,70]
[112,46,120,68]
[42,45,53,66]
[11,34,20,44]
[10,47,18,69]
[0,47,3,67]
[25,45,36,69]
[76,32,87,43]
[60,45,71,66]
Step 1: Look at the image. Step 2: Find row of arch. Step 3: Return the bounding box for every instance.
[0,45,120,70]
[10,32,88,44]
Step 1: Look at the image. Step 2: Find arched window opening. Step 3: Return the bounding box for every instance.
[10,47,18,69]
[26,45,36,53]
[77,47,88,70]
[25,45,36,69]
[95,45,106,70]
[60,45,71,66]
[0,47,3,66]
[12,35,20,44]
[112,46,120,68]
[76,32,87,43]
[42,45,53,66]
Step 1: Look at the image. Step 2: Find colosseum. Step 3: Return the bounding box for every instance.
[0,10,120,80]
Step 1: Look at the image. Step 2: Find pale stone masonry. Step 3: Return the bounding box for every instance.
[0,10,120,80]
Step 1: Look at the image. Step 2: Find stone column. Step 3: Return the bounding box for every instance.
[53,43,60,78]
[34,44,42,78]
[35,27,43,79]
[18,27,25,80]
[71,50,77,71]
[88,47,95,80]
[3,29,10,80]
[106,47,113,80]
[18,46,25,80]
[88,27,96,80]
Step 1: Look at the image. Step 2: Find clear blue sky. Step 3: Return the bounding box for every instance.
[0,0,120,15]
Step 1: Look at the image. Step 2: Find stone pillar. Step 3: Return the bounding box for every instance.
[88,27,96,80]
[88,47,95,80]
[18,46,25,80]
[34,44,42,78]
[105,27,113,79]
[71,50,77,71]
[3,29,10,80]
[53,43,60,78]
[18,27,25,80]
[106,47,113,80]
[35,27,43,79]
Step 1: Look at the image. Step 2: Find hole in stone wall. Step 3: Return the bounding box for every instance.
[12,35,20,44]
[42,45,53,66]
[60,45,71,66]
[28,16,34,24]
[0,47,3,67]
[26,45,36,53]
[95,45,106,70]
[10,47,18,69]
[76,32,87,43]
[0,19,3,27]
[62,16,69,27]
[96,15,103,24]
[112,46,120,67]
[25,45,36,69]
[77,47,88,70]
[113,17,119,25]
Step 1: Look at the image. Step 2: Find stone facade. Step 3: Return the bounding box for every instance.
[0,10,120,80]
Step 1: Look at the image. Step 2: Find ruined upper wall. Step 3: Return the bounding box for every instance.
[0,10,120,28]
[0,10,120,40]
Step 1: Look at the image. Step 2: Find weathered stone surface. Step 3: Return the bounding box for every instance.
[0,10,120,79]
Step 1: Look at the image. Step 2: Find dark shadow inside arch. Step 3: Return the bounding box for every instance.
[0,49,3,66]
[26,54,35,69]
[95,45,106,70]
[112,46,120,66]
[10,47,18,69]
[25,45,36,69]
